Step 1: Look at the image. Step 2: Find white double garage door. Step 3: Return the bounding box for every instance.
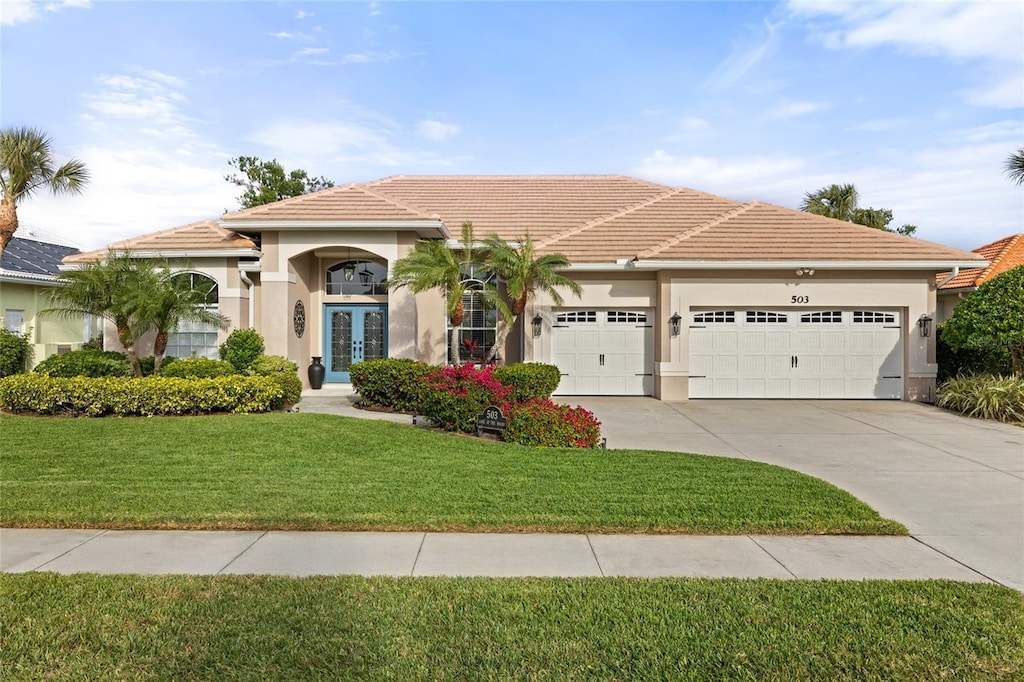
[689,309,904,399]
[550,307,904,399]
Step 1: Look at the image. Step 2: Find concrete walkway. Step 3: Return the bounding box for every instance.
[0,528,991,581]
[3,388,1020,588]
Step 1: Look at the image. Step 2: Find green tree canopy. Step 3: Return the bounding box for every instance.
[941,265,1024,378]
[226,156,334,209]
[0,127,89,256]
[800,183,916,237]
[1004,147,1024,187]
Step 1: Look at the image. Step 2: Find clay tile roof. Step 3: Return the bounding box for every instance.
[220,183,440,222]
[937,233,1024,289]
[62,220,257,264]
[635,201,986,262]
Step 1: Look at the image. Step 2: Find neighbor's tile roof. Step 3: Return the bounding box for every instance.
[1,234,81,278]
[64,220,257,264]
[937,233,1024,290]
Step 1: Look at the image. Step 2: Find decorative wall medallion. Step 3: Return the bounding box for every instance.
[293,300,306,338]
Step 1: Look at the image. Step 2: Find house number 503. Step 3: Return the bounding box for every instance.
[791,295,810,304]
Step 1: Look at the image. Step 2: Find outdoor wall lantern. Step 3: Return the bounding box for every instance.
[532,314,543,337]
[669,312,682,337]
[342,262,356,281]
[917,315,933,337]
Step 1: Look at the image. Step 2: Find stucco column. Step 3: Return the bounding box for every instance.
[260,272,293,358]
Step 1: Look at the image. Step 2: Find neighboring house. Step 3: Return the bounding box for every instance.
[67,175,985,401]
[0,230,95,367]
[936,233,1023,323]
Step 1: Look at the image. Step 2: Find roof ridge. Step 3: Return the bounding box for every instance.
[357,183,440,220]
[635,201,761,260]
[537,187,683,248]
[221,183,360,220]
[977,232,1023,285]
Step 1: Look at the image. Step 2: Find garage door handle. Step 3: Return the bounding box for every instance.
[883,375,902,379]
[599,354,605,366]
[635,373,653,376]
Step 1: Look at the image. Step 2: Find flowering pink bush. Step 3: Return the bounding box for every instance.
[504,398,602,448]
[419,363,513,433]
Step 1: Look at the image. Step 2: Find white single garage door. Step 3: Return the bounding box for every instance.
[689,309,903,399]
[551,309,654,396]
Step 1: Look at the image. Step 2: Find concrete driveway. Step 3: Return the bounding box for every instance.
[574,398,1024,591]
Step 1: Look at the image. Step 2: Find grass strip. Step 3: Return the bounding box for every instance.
[2,574,1021,681]
[1,413,905,534]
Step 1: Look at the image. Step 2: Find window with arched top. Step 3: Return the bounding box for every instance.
[450,266,498,363]
[326,260,388,295]
[165,273,220,360]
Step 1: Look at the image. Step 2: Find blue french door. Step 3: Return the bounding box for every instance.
[323,304,387,382]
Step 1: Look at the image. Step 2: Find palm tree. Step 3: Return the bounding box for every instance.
[800,183,859,221]
[1005,147,1024,187]
[481,233,582,362]
[0,127,89,256]
[142,269,230,374]
[389,221,507,365]
[44,252,154,376]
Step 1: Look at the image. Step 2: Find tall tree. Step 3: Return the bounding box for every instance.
[941,266,1024,378]
[389,222,507,365]
[0,127,89,256]
[1004,147,1024,187]
[481,233,582,362]
[226,156,334,209]
[801,183,916,236]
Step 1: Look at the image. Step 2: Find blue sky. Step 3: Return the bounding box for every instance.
[2,0,1021,251]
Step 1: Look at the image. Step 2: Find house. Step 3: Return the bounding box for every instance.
[936,233,1023,323]
[66,175,985,401]
[0,230,96,366]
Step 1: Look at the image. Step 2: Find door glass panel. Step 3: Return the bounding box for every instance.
[331,311,353,371]
[363,311,385,361]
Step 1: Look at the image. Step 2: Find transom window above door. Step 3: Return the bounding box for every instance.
[326,260,388,295]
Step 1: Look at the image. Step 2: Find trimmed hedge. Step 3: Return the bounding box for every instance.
[493,363,561,403]
[937,324,1014,383]
[936,374,1024,423]
[161,358,237,378]
[33,350,132,378]
[350,358,433,413]
[0,328,31,378]
[249,355,302,408]
[0,374,283,416]
[505,398,602,448]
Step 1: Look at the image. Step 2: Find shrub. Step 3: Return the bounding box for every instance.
[420,363,513,433]
[248,355,302,408]
[33,350,132,378]
[504,398,602,448]
[936,324,1013,383]
[350,358,433,412]
[0,374,283,416]
[0,328,31,378]
[82,336,103,351]
[219,328,265,373]
[936,374,1024,423]
[493,363,562,403]
[161,358,236,378]
[138,355,176,377]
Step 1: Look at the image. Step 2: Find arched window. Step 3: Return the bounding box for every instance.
[450,265,498,363]
[165,273,220,360]
[326,260,388,295]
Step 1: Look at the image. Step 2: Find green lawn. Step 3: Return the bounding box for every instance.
[2,573,1021,681]
[1,413,904,534]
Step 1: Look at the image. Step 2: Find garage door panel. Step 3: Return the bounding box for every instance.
[689,309,903,400]
[552,309,653,396]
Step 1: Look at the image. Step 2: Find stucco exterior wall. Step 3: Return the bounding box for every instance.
[0,280,92,367]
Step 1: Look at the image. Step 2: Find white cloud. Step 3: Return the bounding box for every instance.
[705,18,780,89]
[850,118,909,132]
[295,47,329,57]
[788,0,1024,109]
[268,31,311,41]
[84,73,190,125]
[340,50,399,64]
[1,0,89,24]
[417,120,459,142]
[368,1,381,17]
[767,100,829,118]
[634,150,809,197]
[296,10,309,20]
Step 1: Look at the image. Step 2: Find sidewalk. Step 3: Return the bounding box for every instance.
[0,528,992,582]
